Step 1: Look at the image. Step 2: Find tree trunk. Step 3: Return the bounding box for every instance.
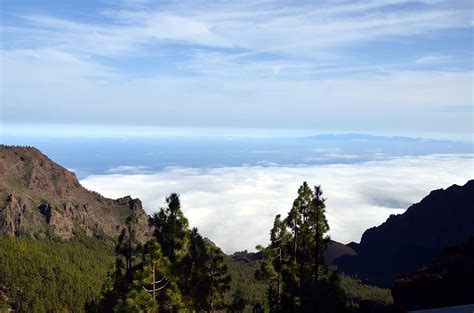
[293,220,297,263]
[277,246,282,312]
[314,192,320,313]
[152,261,156,299]
[209,256,214,313]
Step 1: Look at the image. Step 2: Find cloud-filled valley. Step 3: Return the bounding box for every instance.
[81,154,473,253]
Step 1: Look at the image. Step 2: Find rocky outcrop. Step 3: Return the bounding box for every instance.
[0,145,153,243]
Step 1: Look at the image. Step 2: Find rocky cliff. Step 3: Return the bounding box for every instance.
[0,145,152,243]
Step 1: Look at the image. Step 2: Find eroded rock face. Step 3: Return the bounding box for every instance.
[37,203,52,224]
[1,194,44,238]
[0,145,153,243]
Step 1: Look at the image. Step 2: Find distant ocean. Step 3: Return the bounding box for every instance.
[2,133,472,177]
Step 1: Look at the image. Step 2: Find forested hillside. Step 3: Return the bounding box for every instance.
[0,231,392,312]
[0,235,113,312]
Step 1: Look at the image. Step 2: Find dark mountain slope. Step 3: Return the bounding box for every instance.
[392,237,474,311]
[324,240,358,264]
[0,145,152,242]
[335,180,474,287]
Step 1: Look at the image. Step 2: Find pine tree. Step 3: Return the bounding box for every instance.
[150,194,231,312]
[95,193,232,312]
[255,244,281,313]
[151,193,189,263]
[180,227,211,310]
[284,182,314,310]
[115,216,141,272]
[312,185,329,291]
[256,214,291,312]
[258,182,349,313]
[206,245,231,312]
[94,217,142,312]
[115,238,185,312]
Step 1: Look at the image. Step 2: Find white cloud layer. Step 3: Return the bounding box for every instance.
[80,154,474,253]
[106,165,151,174]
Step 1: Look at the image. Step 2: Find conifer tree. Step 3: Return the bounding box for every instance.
[206,245,231,312]
[180,227,211,310]
[312,185,329,289]
[95,193,232,312]
[94,217,142,312]
[115,238,185,312]
[256,214,291,312]
[285,182,314,310]
[258,182,349,313]
[151,193,189,262]
[115,216,141,272]
[270,214,287,312]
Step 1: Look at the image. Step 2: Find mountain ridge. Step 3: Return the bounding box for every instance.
[0,145,152,242]
[335,179,474,287]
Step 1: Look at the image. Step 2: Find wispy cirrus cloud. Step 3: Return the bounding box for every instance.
[81,154,474,253]
[2,64,471,136]
[1,49,118,82]
[1,0,472,136]
[3,0,471,63]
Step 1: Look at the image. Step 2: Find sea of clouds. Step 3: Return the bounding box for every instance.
[81,154,473,253]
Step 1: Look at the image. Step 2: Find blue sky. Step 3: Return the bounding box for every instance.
[1,1,473,251]
[1,0,472,139]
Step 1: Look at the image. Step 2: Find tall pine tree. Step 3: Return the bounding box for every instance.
[206,245,231,312]
[257,182,349,313]
[151,193,189,263]
[94,193,231,312]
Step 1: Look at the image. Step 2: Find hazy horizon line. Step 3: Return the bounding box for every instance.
[1,123,473,143]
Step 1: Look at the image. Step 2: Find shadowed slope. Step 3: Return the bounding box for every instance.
[392,237,474,311]
[335,180,474,287]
